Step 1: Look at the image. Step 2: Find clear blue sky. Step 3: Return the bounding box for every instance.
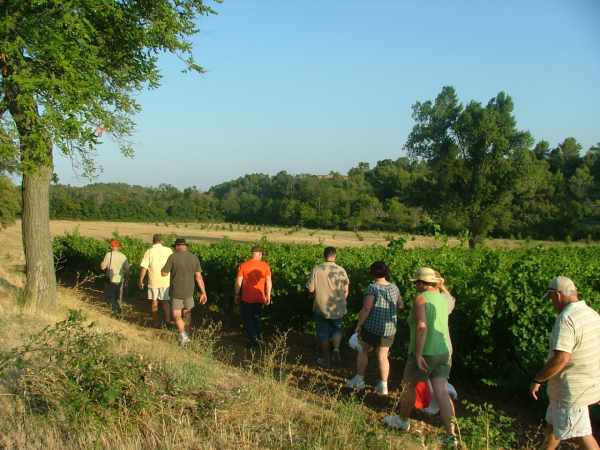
[55,0,600,190]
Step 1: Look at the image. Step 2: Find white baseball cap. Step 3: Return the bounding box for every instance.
[547,276,577,296]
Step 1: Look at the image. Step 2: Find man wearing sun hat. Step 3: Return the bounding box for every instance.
[100,239,130,315]
[530,276,600,450]
[384,267,457,448]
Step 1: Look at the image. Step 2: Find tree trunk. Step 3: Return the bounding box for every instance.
[21,164,57,305]
[4,75,57,306]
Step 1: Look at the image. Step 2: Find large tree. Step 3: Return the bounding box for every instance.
[0,0,216,305]
[406,86,535,247]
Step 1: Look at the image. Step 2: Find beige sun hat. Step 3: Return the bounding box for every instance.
[410,267,442,284]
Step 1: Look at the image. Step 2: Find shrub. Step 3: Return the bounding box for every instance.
[0,310,158,424]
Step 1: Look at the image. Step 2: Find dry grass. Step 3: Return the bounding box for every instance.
[3,219,588,250]
[0,287,421,449]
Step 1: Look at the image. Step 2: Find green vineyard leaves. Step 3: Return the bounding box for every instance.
[53,233,600,387]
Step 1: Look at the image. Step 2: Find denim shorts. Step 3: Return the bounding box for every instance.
[314,314,343,342]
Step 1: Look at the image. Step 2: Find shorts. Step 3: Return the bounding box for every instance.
[314,314,343,342]
[545,401,592,440]
[403,353,452,381]
[171,297,194,311]
[147,287,169,301]
[360,329,395,348]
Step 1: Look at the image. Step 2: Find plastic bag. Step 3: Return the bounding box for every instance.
[348,332,362,352]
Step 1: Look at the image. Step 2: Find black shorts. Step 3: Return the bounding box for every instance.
[360,329,395,348]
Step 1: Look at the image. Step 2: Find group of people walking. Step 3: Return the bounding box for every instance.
[101,237,600,449]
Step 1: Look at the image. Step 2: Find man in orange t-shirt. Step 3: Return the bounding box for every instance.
[234,245,272,348]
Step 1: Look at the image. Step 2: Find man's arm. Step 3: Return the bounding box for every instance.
[161,255,172,277]
[265,276,272,305]
[234,275,243,304]
[195,271,207,304]
[100,253,109,271]
[139,267,148,289]
[343,271,350,300]
[414,295,428,372]
[530,350,571,400]
[306,268,315,296]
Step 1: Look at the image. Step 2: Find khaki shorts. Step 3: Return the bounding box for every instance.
[147,287,169,301]
[403,353,452,381]
[546,401,592,440]
[171,297,194,311]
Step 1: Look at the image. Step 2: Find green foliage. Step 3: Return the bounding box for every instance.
[0,310,157,424]
[47,134,600,241]
[0,175,20,228]
[1,0,217,174]
[457,401,517,449]
[54,233,600,388]
[406,87,536,246]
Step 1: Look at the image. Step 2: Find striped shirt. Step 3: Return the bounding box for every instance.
[546,301,600,407]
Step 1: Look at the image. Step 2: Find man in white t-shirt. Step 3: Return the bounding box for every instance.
[139,234,173,326]
[530,276,600,450]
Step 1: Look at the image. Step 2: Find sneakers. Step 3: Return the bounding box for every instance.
[346,374,366,390]
[375,380,388,396]
[383,415,410,431]
[331,348,341,363]
[179,332,191,346]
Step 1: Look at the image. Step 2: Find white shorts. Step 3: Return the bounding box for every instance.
[545,401,592,440]
[147,287,170,301]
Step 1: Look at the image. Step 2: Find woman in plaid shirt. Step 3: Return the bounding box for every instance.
[346,261,403,395]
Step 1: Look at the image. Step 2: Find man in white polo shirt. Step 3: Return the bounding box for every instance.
[530,276,600,450]
[139,234,173,327]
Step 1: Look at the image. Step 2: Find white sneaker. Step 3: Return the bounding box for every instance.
[179,333,191,346]
[346,374,365,390]
[375,381,388,395]
[383,415,410,431]
[422,404,440,415]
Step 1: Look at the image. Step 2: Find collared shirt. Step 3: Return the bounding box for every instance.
[140,243,173,288]
[306,262,349,319]
[547,301,600,407]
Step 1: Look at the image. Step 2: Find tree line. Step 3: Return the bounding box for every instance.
[4,86,600,247]
[45,92,600,246]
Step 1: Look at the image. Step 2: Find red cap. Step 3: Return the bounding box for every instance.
[110,239,120,249]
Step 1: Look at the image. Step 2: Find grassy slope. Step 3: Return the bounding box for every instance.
[0,244,425,450]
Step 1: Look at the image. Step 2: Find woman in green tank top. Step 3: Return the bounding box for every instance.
[383,267,457,447]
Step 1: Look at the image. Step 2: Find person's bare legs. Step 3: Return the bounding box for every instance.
[398,378,417,420]
[150,298,159,324]
[431,377,456,435]
[356,342,372,376]
[161,300,172,324]
[377,346,390,382]
[332,332,342,351]
[542,425,560,450]
[573,435,600,450]
[172,309,185,334]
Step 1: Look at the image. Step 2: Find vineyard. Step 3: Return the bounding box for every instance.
[54,232,600,388]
